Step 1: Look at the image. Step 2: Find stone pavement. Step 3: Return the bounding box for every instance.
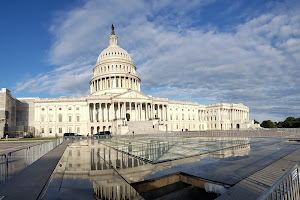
[0,141,69,200]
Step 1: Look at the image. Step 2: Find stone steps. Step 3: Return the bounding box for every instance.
[126,120,159,134]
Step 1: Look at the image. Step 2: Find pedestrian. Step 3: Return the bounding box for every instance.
[87,133,89,139]
[5,135,8,141]
[55,133,58,139]
[133,131,134,137]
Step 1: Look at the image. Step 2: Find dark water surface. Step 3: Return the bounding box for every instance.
[38,137,300,199]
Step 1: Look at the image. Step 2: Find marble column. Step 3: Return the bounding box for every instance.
[112,103,115,120]
[99,104,102,122]
[151,104,154,119]
[93,103,97,122]
[138,103,140,121]
[166,105,168,121]
[118,103,120,119]
[135,102,137,121]
[162,105,165,121]
[120,103,123,119]
[104,103,107,122]
[129,102,132,120]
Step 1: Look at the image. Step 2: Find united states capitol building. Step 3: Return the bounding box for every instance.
[0,26,258,137]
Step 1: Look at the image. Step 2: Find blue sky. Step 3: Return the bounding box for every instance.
[0,0,299,123]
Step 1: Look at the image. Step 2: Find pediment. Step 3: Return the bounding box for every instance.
[114,91,151,100]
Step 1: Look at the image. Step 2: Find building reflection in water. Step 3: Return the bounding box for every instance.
[42,137,251,200]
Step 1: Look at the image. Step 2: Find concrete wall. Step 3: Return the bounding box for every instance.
[16,98,35,127]
[0,88,16,138]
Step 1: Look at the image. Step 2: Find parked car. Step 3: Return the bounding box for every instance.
[93,131,111,139]
[64,133,84,139]
[23,132,33,138]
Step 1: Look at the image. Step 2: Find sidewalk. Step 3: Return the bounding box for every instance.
[0,141,69,200]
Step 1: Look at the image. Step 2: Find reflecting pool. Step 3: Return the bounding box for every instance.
[39,136,300,200]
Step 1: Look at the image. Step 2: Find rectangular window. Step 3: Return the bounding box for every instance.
[68,127,72,133]
[68,107,71,110]
[49,128,52,133]
[41,128,44,133]
[76,116,80,122]
[69,116,72,122]
[76,107,79,110]
[59,127,62,133]
[77,127,80,133]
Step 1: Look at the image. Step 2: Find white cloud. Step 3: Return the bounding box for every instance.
[15,0,300,121]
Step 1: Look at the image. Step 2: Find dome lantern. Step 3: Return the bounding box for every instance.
[109,24,118,46]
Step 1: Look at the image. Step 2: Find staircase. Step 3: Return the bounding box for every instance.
[126,120,160,134]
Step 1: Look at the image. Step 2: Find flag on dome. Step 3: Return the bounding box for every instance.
[126,72,131,76]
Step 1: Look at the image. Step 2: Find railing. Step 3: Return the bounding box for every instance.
[130,129,300,139]
[0,154,6,183]
[0,138,64,184]
[258,164,300,200]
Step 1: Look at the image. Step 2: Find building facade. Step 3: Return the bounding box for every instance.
[0,27,258,137]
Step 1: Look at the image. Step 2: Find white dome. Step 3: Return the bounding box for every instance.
[90,25,141,95]
[96,34,132,63]
[97,46,132,63]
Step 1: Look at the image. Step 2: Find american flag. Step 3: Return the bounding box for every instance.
[126,72,131,76]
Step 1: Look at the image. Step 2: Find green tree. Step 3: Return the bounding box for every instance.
[260,120,276,128]
[276,121,283,128]
[283,117,296,128]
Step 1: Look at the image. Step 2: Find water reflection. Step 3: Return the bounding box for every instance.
[40,137,251,200]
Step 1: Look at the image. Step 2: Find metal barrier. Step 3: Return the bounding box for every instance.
[258,164,300,200]
[0,154,6,183]
[0,138,64,184]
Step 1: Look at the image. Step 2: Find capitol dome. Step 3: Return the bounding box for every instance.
[97,42,132,63]
[90,25,141,96]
